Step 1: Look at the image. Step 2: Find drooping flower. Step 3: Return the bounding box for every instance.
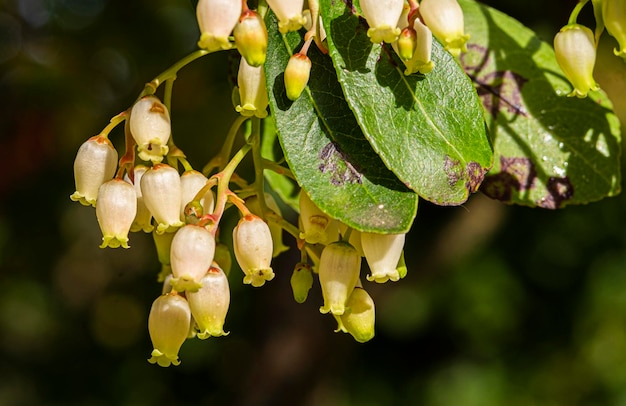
[125,165,153,233]
[419,0,469,57]
[169,224,216,292]
[235,57,269,118]
[266,0,305,33]
[318,240,361,316]
[140,164,184,234]
[95,179,137,249]
[362,232,406,283]
[186,264,230,339]
[196,0,242,52]
[234,10,268,67]
[147,293,191,367]
[360,0,404,43]
[299,190,339,245]
[129,96,171,163]
[402,18,434,75]
[233,214,275,287]
[284,53,312,101]
[602,0,626,59]
[70,135,118,207]
[246,194,290,257]
[554,24,600,97]
[335,286,376,343]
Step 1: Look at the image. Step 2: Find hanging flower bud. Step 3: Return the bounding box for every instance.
[554,24,600,98]
[246,194,290,257]
[180,170,215,220]
[397,27,417,61]
[70,135,118,207]
[170,224,216,292]
[125,165,153,233]
[318,241,361,316]
[266,0,305,33]
[284,53,311,101]
[336,286,375,343]
[95,179,137,249]
[234,10,268,67]
[186,265,230,339]
[196,0,242,52]
[291,263,314,303]
[147,293,191,367]
[140,164,184,234]
[129,96,171,163]
[402,18,434,75]
[419,0,469,57]
[233,214,275,287]
[299,190,339,245]
[235,57,269,118]
[360,0,404,44]
[361,232,405,283]
[602,0,626,59]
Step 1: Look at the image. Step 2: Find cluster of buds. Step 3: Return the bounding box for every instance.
[554,0,626,98]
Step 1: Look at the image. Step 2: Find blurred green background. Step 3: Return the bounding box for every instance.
[1,0,626,404]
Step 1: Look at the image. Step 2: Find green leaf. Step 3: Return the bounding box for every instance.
[320,0,493,206]
[459,0,621,208]
[264,13,418,233]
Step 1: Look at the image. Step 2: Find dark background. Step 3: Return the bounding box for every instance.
[2,0,626,404]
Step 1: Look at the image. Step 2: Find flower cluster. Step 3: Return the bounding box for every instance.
[554,0,626,98]
[71,0,414,367]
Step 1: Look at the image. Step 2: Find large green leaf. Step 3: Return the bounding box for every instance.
[264,13,418,233]
[320,0,493,206]
[459,0,621,208]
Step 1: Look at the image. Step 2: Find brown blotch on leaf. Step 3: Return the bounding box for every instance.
[318,142,363,186]
[537,177,574,209]
[480,156,537,202]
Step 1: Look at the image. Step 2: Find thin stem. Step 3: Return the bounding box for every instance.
[116,113,136,180]
[100,111,127,139]
[202,115,248,175]
[250,117,269,217]
[163,78,175,113]
[568,0,590,25]
[262,158,296,180]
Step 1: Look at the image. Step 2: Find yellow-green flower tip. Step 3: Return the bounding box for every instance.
[197,34,232,52]
[367,26,401,44]
[148,348,181,367]
[242,268,275,287]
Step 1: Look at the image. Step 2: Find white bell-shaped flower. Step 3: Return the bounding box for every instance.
[360,0,404,43]
[140,164,184,234]
[95,178,137,249]
[401,18,434,75]
[233,214,275,287]
[318,241,361,316]
[147,293,191,367]
[419,0,469,57]
[554,24,600,98]
[266,0,305,33]
[246,194,290,258]
[129,96,171,163]
[196,0,242,51]
[186,264,230,339]
[170,224,216,292]
[70,135,118,207]
[180,170,215,219]
[299,190,339,245]
[362,232,405,283]
[125,165,153,233]
[235,57,269,118]
[603,0,626,59]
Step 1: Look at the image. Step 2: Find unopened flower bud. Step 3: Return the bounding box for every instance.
[554,24,600,98]
[266,0,305,33]
[129,96,171,163]
[70,135,118,207]
[196,0,242,51]
[187,265,230,339]
[147,293,191,367]
[233,214,275,287]
[419,0,469,57]
[125,165,153,233]
[336,286,375,343]
[284,53,311,101]
[362,232,405,283]
[318,241,361,316]
[170,224,216,292]
[299,190,339,245]
[235,57,269,118]
[180,170,215,220]
[603,0,626,58]
[234,10,268,67]
[96,179,137,249]
[246,194,290,257]
[360,0,404,43]
[291,263,314,303]
[398,27,417,61]
[141,164,184,234]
